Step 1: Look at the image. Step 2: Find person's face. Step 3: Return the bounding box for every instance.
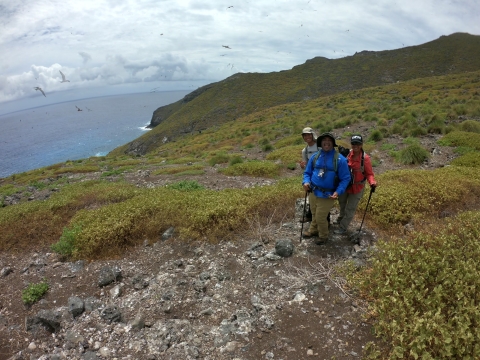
[302,133,314,144]
[321,137,334,151]
[351,143,362,153]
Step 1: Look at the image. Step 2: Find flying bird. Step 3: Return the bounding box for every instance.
[34,87,46,97]
[59,70,70,83]
[222,45,231,49]
[75,105,82,111]
[227,5,233,8]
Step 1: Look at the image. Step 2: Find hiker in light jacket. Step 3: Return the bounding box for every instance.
[334,134,377,235]
[302,132,351,245]
[299,127,318,223]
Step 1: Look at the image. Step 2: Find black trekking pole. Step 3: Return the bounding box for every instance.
[300,191,308,242]
[353,187,374,243]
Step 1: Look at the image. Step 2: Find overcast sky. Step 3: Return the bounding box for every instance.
[1,0,479,114]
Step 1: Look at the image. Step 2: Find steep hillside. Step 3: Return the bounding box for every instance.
[111,32,480,156]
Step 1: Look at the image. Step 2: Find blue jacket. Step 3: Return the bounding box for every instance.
[302,149,351,198]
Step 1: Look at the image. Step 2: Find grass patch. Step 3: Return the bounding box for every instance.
[220,161,281,178]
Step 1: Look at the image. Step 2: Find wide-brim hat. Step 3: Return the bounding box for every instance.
[301,127,316,139]
[317,132,337,147]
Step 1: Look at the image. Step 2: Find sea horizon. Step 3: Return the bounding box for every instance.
[0,90,189,178]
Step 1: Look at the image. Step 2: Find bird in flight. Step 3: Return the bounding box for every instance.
[222,45,231,49]
[227,5,233,8]
[76,105,82,111]
[59,70,70,83]
[34,87,46,97]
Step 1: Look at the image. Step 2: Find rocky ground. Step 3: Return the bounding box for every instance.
[0,130,457,360]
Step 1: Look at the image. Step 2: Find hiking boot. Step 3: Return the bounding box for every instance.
[302,230,318,238]
[334,228,347,235]
[315,237,328,245]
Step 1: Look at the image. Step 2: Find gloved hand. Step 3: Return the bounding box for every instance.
[371,184,377,193]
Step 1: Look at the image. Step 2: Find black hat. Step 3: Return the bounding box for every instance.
[317,132,337,147]
[350,134,363,144]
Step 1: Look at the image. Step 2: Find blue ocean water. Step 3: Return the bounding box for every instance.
[0,91,189,178]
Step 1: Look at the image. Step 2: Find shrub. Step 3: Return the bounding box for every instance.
[354,211,480,359]
[266,145,303,164]
[398,144,430,165]
[438,131,480,150]
[261,143,274,152]
[51,224,81,257]
[367,130,383,142]
[409,126,427,137]
[459,120,480,133]
[229,156,244,166]
[450,152,480,168]
[208,153,230,166]
[22,280,49,305]
[168,180,205,191]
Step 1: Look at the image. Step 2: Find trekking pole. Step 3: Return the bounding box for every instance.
[357,187,374,235]
[300,191,308,242]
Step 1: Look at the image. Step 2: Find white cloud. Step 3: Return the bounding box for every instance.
[1,0,479,113]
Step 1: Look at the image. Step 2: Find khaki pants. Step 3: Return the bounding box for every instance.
[337,187,365,231]
[308,193,334,239]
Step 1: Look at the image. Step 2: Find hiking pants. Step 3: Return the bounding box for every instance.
[337,187,365,231]
[309,193,334,239]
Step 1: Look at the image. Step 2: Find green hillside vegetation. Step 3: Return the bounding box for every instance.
[2,57,480,358]
[111,32,480,156]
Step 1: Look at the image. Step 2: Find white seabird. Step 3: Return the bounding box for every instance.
[34,87,46,97]
[59,70,70,83]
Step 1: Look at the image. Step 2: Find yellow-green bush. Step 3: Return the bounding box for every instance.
[450,151,480,167]
[63,177,301,259]
[266,145,304,164]
[355,211,480,359]
[364,167,480,228]
[459,119,480,133]
[220,161,281,178]
[438,131,480,150]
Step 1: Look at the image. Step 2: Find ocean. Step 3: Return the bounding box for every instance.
[0,91,189,178]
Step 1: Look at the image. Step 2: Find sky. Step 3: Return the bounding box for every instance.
[1,0,479,114]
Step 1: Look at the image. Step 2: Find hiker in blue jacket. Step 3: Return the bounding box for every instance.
[302,132,351,245]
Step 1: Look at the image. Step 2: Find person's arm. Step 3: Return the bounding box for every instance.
[300,147,308,169]
[364,154,377,190]
[302,153,315,191]
[334,157,352,197]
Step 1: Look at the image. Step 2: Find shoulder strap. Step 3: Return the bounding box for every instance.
[313,150,340,172]
[333,150,339,172]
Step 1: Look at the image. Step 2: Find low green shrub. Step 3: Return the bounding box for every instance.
[229,156,244,166]
[450,152,480,168]
[438,131,480,150]
[168,180,205,191]
[63,177,301,258]
[459,120,480,133]
[398,144,430,164]
[367,130,383,142]
[51,224,81,257]
[354,211,480,359]
[208,153,230,166]
[266,145,303,164]
[365,167,480,228]
[22,280,49,305]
